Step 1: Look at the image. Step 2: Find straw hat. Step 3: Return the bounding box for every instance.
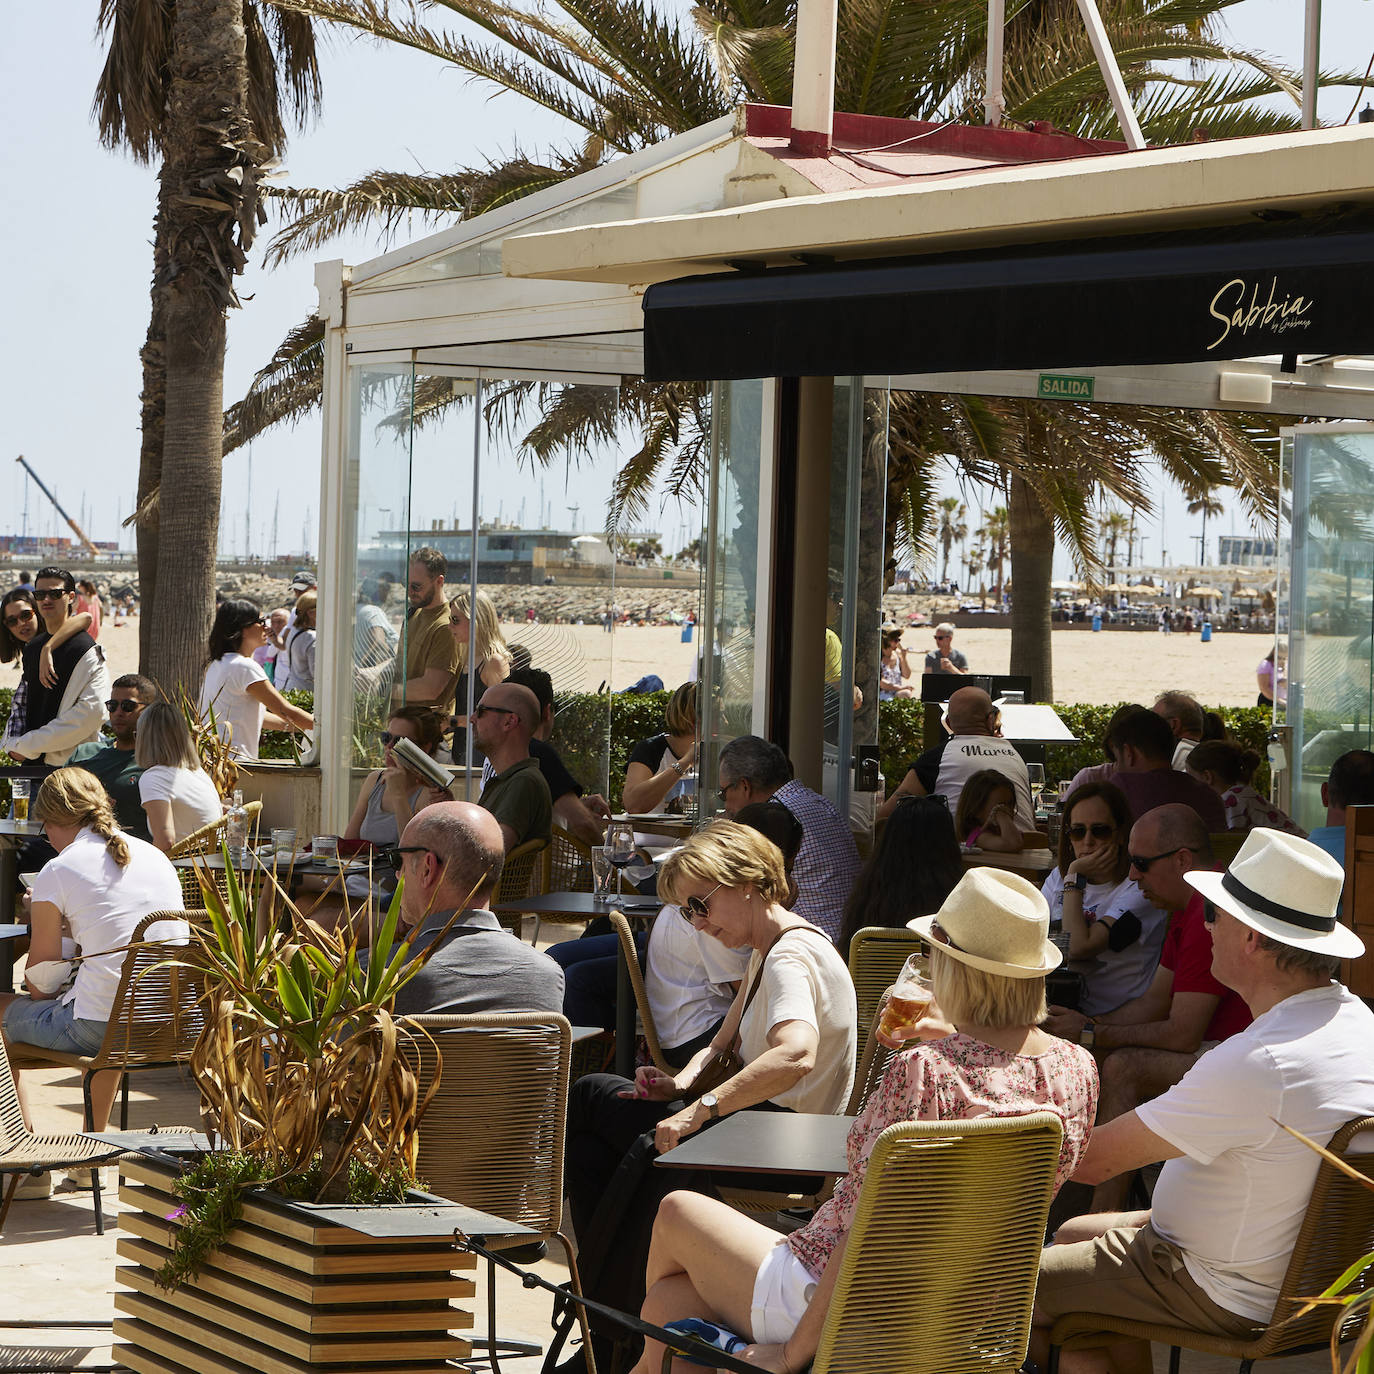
[908,868,1062,979]
[1184,828,1364,959]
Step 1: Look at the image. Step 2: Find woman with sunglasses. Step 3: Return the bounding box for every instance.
[1043,781,1168,1017]
[446,588,511,755]
[0,588,93,753]
[198,599,314,759]
[561,820,856,1374]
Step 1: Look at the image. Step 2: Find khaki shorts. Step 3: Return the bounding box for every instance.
[1037,1224,1265,1343]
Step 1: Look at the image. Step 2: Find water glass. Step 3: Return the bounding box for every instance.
[313,834,339,865]
[271,827,298,858]
[591,847,613,896]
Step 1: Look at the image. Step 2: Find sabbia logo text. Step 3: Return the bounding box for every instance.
[1207,277,1312,351]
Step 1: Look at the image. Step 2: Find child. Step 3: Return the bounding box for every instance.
[955,769,1025,853]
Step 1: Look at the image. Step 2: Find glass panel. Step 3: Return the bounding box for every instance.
[699,379,763,810]
[1286,426,1374,832]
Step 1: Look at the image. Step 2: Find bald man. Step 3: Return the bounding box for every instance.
[471,681,553,852]
[878,685,1035,827]
[389,801,563,1015]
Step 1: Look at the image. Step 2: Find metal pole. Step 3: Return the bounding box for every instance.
[466,378,482,796]
[1074,0,1147,150]
[1302,0,1322,130]
[984,0,1006,126]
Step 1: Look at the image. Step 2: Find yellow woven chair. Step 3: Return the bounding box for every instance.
[846,1002,899,1116]
[544,823,596,894]
[847,926,927,1045]
[8,909,207,1230]
[609,911,672,1075]
[1050,1114,1374,1374]
[493,836,550,936]
[0,1035,124,1236]
[168,800,261,907]
[811,1112,1065,1374]
[403,1012,597,1374]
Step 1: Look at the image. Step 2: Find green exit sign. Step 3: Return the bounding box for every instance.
[1037,373,1095,401]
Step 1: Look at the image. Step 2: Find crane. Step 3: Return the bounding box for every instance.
[15,455,101,560]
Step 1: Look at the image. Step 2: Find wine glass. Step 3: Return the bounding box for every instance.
[1026,762,1045,816]
[606,821,637,897]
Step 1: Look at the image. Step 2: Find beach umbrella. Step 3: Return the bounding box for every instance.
[1050,580,1083,591]
[1190,586,1224,598]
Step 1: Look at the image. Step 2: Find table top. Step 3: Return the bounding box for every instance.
[0,923,27,941]
[0,820,43,839]
[960,847,1057,875]
[612,813,695,839]
[655,1110,855,1176]
[493,890,661,918]
[171,851,369,876]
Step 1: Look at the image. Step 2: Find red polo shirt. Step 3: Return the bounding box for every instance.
[1159,890,1253,1043]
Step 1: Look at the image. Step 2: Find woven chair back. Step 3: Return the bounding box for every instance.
[609,911,671,1074]
[496,837,548,904]
[92,910,207,1072]
[846,1003,900,1116]
[405,1012,572,1235]
[546,824,595,894]
[813,1112,1064,1374]
[1255,1115,1374,1356]
[847,926,927,1042]
[0,1037,29,1157]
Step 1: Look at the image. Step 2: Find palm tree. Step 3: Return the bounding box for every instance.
[94,0,321,682]
[1188,491,1227,567]
[936,498,968,584]
[235,0,1328,691]
[1099,509,1133,578]
[977,506,1011,600]
[967,544,986,610]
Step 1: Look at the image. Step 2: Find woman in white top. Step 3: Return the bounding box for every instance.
[198,599,313,759]
[135,702,223,850]
[0,767,185,1130]
[278,590,317,693]
[1041,780,1167,1017]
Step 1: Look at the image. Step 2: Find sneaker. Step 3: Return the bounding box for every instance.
[13,1170,54,1200]
[502,1239,548,1264]
[56,1169,103,1193]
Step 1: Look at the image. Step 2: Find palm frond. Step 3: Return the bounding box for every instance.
[223,314,326,454]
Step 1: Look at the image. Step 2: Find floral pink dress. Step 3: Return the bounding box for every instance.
[785,1032,1098,1278]
[1221,784,1304,837]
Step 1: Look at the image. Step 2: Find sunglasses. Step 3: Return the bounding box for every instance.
[1068,823,1116,841]
[385,845,436,871]
[379,730,415,746]
[105,699,144,714]
[1203,899,1218,926]
[34,588,68,601]
[472,704,516,720]
[682,882,724,922]
[3,608,34,628]
[1128,846,1184,873]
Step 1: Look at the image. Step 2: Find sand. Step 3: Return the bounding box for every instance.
[33,616,1268,708]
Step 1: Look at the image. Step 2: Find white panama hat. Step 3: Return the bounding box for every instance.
[909,867,1062,979]
[1184,827,1364,960]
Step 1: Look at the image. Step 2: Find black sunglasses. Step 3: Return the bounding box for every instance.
[1203,899,1218,926]
[385,845,436,871]
[1068,823,1116,841]
[379,730,413,745]
[682,882,723,922]
[3,608,34,628]
[105,699,144,714]
[472,704,516,720]
[34,587,68,601]
[1128,846,1183,873]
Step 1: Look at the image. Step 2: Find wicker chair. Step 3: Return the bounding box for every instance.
[493,837,550,935]
[847,926,927,1046]
[7,909,206,1230]
[845,1002,899,1116]
[811,1112,1065,1374]
[168,800,261,907]
[544,823,596,895]
[0,1035,125,1235]
[1050,1115,1374,1374]
[403,1012,596,1374]
[609,911,672,1074]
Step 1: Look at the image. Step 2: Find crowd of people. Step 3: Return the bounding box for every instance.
[2,553,1371,1374]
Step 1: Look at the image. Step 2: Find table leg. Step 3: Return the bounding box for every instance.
[0,843,16,993]
[615,938,635,1079]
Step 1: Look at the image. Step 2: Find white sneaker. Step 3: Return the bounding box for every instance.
[13,1170,54,1199]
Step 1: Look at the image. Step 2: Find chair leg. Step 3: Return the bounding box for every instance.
[119,1071,130,1131]
[1169,1347,1181,1374]
[552,1230,600,1374]
[92,1168,105,1236]
[477,1248,544,1371]
[1238,1362,1252,1374]
[1047,1345,1060,1374]
[82,1072,105,1228]
[0,1172,19,1234]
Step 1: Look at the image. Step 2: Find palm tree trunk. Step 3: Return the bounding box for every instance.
[146,0,255,694]
[135,221,168,672]
[1009,472,1054,702]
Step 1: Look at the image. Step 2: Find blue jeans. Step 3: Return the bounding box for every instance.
[3,995,106,1054]
[546,933,643,1029]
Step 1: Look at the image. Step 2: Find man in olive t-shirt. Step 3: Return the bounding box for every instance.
[392,547,461,714]
[69,673,157,841]
[472,683,552,853]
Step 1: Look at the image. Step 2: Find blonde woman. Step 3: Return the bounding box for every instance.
[622,682,698,814]
[447,588,511,746]
[136,702,223,850]
[278,589,317,693]
[0,768,184,1133]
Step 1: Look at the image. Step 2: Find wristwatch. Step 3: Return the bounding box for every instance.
[1069,873,1089,892]
[1079,1021,1097,1050]
[701,1093,721,1120]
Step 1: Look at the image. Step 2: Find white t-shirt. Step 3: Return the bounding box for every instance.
[738,927,856,1115]
[199,652,269,758]
[645,905,751,1049]
[32,828,186,1023]
[1172,737,1199,772]
[139,765,223,842]
[935,734,1035,829]
[1140,983,1374,1322]
[1041,868,1168,1016]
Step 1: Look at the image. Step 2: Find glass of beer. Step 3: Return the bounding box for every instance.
[11,778,29,823]
[877,954,935,1044]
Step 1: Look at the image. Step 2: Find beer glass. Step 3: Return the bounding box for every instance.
[11,778,29,823]
[876,954,934,1043]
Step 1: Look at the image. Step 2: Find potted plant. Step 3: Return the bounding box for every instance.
[114,856,480,1373]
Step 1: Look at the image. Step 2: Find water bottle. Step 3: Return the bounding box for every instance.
[225,788,247,865]
[662,1319,749,1366]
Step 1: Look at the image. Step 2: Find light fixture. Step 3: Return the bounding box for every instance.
[1360,103,1374,124]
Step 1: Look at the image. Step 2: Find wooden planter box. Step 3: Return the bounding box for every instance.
[114,1154,475,1374]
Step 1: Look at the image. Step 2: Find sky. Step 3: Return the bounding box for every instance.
[0,1,1370,570]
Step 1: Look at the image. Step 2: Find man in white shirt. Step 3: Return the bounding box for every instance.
[1033,828,1374,1374]
[1153,691,1204,772]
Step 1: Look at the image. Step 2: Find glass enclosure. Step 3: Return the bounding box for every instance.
[1284,423,1374,832]
[336,359,626,815]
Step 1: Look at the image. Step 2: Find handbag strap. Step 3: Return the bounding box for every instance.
[737,923,830,1022]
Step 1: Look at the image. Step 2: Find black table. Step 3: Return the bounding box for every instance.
[492,890,660,1076]
[0,922,27,994]
[655,1110,856,1176]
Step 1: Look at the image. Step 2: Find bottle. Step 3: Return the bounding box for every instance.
[225,788,247,863]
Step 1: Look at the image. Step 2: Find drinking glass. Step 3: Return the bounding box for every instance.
[313,834,339,867]
[591,847,614,897]
[10,778,28,823]
[271,827,298,859]
[606,822,637,896]
[1026,762,1045,815]
[876,955,934,1044]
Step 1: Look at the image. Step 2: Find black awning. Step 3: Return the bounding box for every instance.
[641,211,1374,382]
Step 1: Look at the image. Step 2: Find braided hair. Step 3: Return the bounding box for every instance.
[35,767,130,867]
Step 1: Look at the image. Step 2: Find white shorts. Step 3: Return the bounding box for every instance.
[750,1241,819,1345]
